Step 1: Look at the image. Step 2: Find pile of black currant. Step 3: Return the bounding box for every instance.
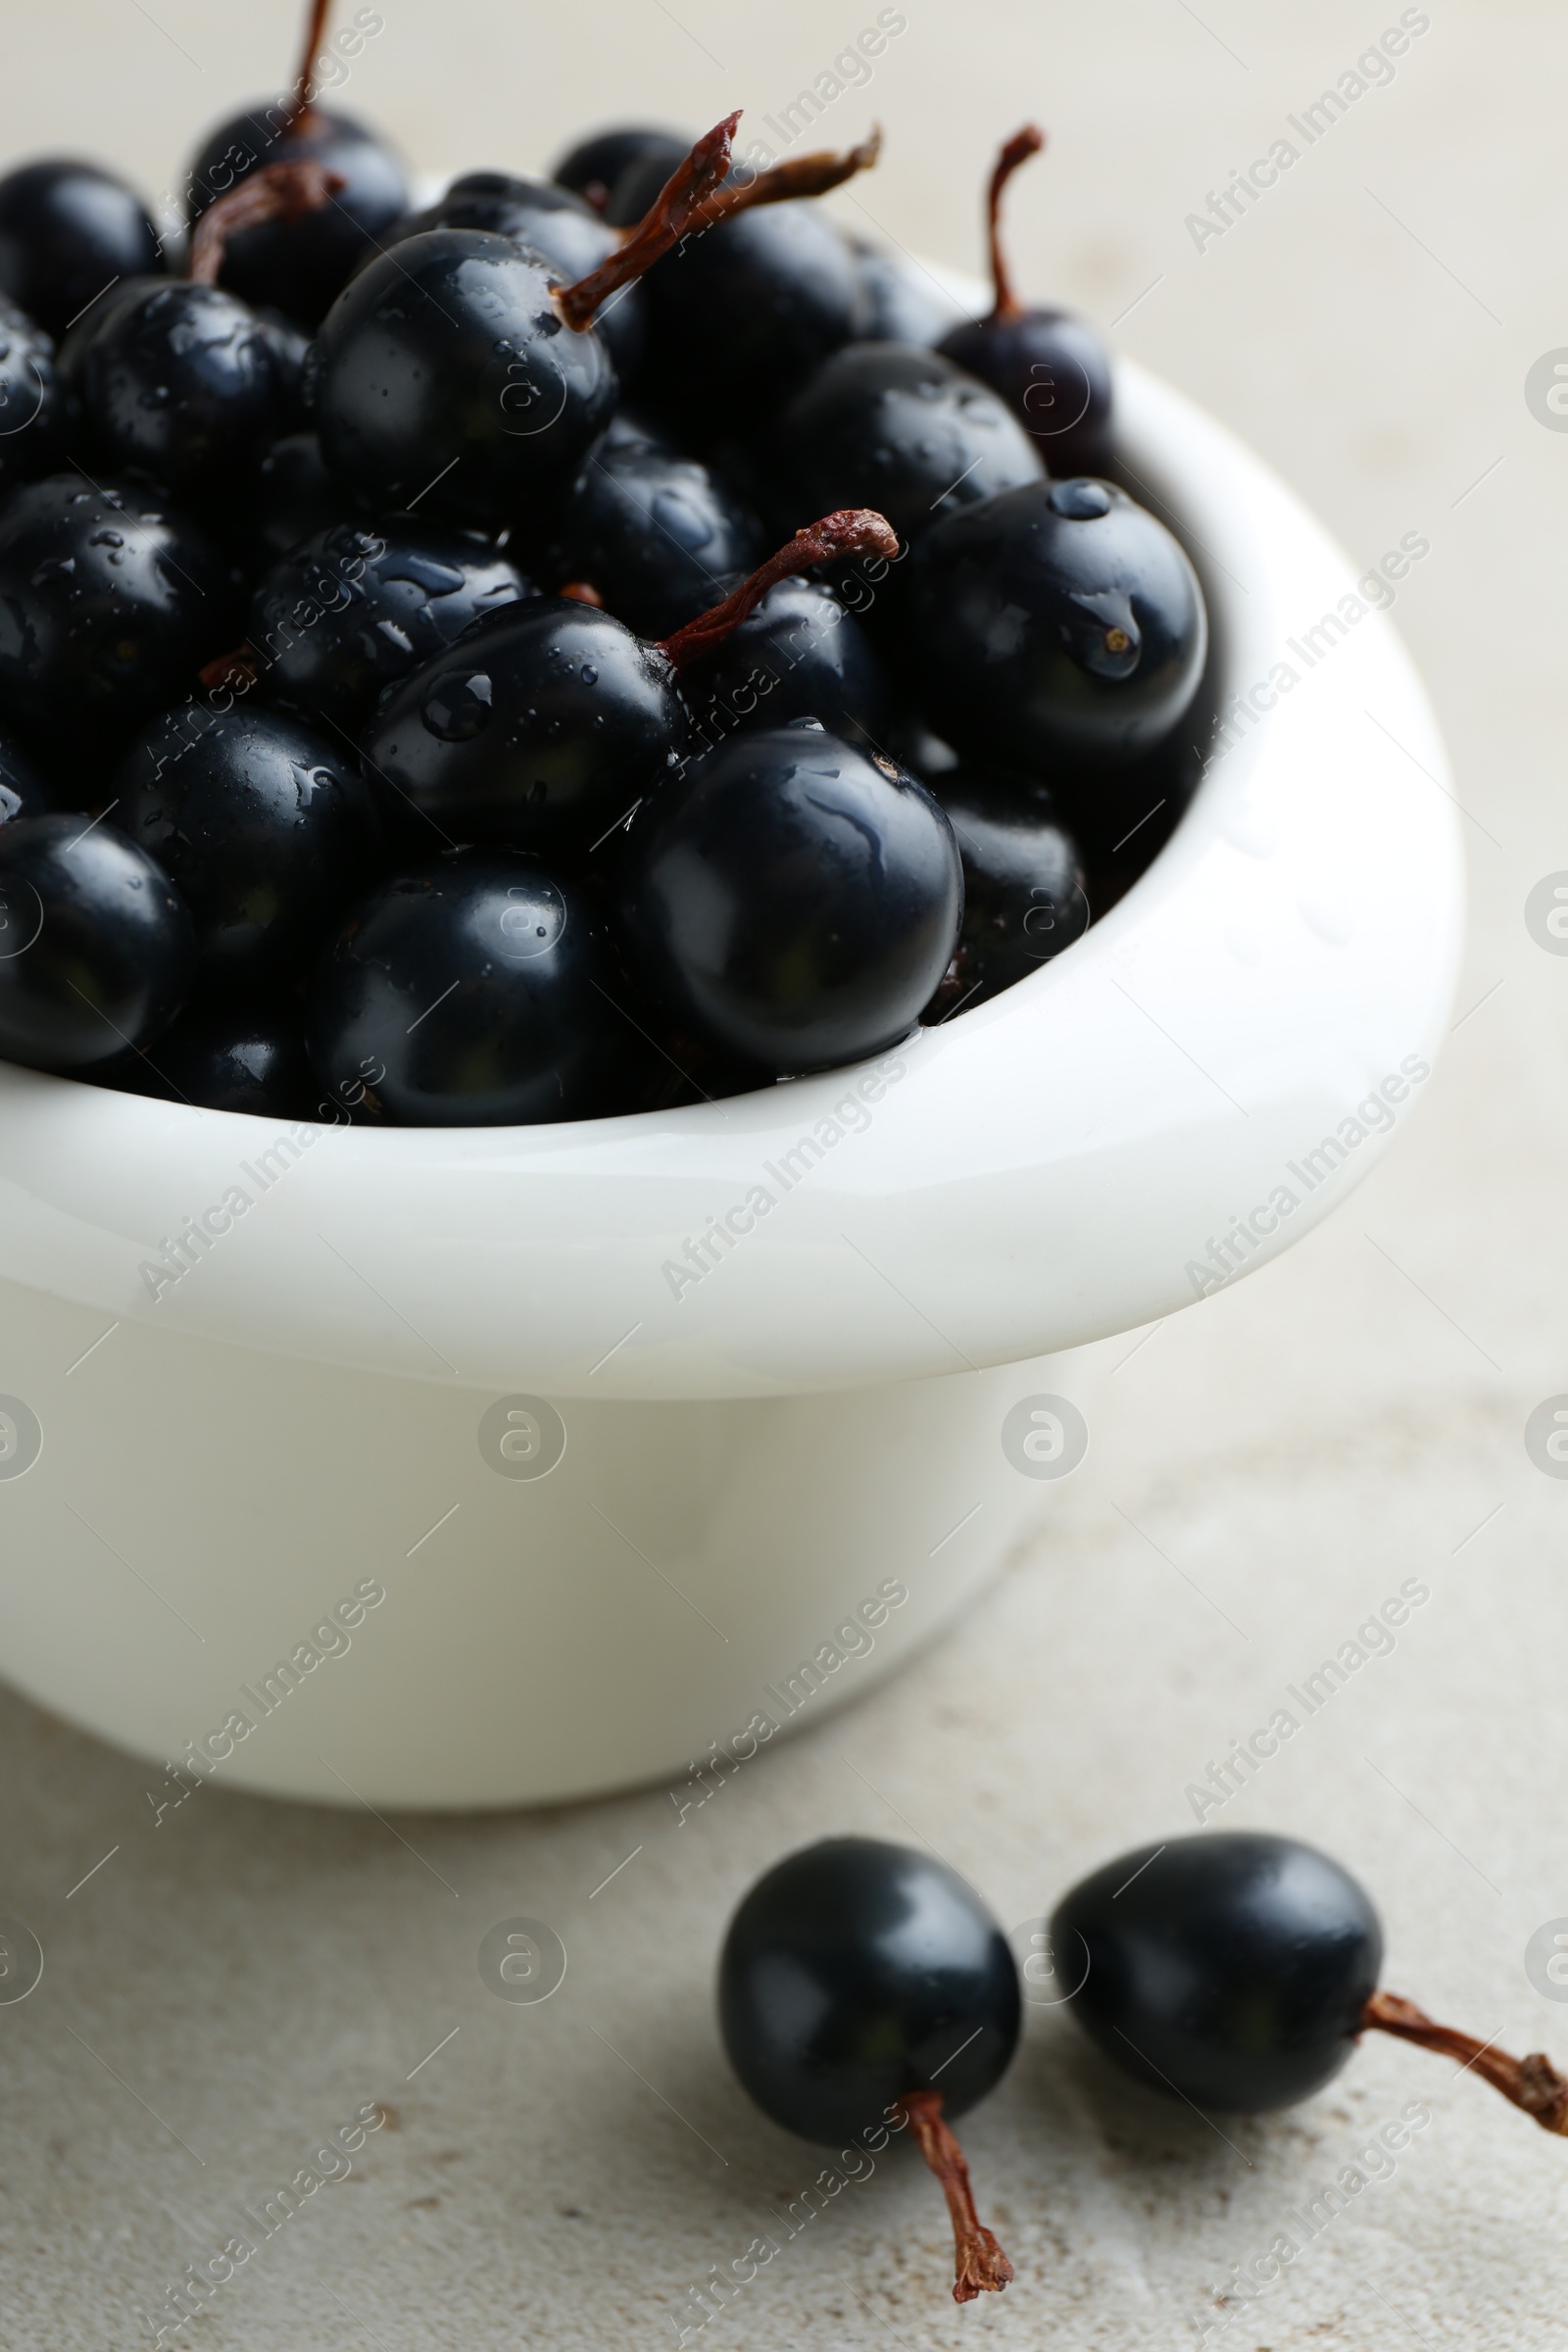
[0,1,1210,1124]
[722,1832,1568,2304]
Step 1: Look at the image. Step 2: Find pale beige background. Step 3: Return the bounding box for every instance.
[2,2,1564,2345]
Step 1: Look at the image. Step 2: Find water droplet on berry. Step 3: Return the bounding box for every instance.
[421,670,493,742]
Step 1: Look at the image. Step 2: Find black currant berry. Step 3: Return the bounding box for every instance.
[306,854,631,1125]
[97,1002,317,1117]
[619,713,959,1073]
[0,296,60,495]
[607,508,956,1070]
[612,1019,771,1113]
[114,704,382,992]
[631,131,882,432]
[543,414,760,639]
[768,343,1043,553]
[361,593,686,860]
[0,475,232,763]
[314,119,741,532]
[0,813,193,1070]
[186,114,404,329]
[0,159,165,342]
[1053,1834,1382,2114]
[66,282,286,499]
[387,172,645,378]
[0,724,53,826]
[315,227,615,527]
[719,1838,1018,2302]
[676,570,890,753]
[1059,732,1203,921]
[1054,1831,1568,2138]
[938,127,1114,478]
[60,160,346,502]
[909,476,1207,772]
[251,305,315,427]
[552,126,690,219]
[639,206,865,430]
[239,429,363,569]
[923,765,1088,1019]
[184,0,408,326]
[853,238,964,348]
[247,520,532,736]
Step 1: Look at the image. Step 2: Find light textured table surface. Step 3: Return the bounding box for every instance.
[2,1,1562,2344]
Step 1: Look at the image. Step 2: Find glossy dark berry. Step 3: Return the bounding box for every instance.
[306,854,631,1124]
[239,430,363,569]
[185,108,408,327]
[1052,1831,1568,2139]
[0,723,53,825]
[252,306,314,427]
[0,813,193,1070]
[314,229,617,530]
[637,203,867,431]
[720,1838,1018,2302]
[854,239,965,348]
[395,169,593,251]
[553,126,689,219]
[0,475,233,763]
[361,596,685,860]
[721,1837,1020,2139]
[314,120,740,534]
[768,344,1043,553]
[1052,1834,1383,2115]
[1066,733,1202,911]
[923,765,1088,1018]
[613,1019,771,1112]
[64,280,287,497]
[936,127,1113,478]
[98,1001,317,1117]
[908,477,1207,772]
[0,296,60,494]
[388,172,644,377]
[114,704,382,992]
[677,570,890,753]
[249,520,532,737]
[943,308,1113,479]
[543,415,760,639]
[0,160,165,342]
[619,717,960,1074]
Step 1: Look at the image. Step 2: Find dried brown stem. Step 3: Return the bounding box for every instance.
[188,160,345,285]
[695,124,883,231]
[283,0,335,134]
[896,2091,1012,2304]
[657,508,899,670]
[553,112,741,333]
[987,123,1044,322]
[1362,1990,1568,2133]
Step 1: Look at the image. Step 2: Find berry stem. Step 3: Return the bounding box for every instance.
[554,113,742,332]
[986,124,1045,324]
[1362,1990,1568,2132]
[657,509,899,669]
[695,126,883,229]
[896,2091,1013,2304]
[199,648,260,694]
[188,160,346,285]
[283,0,335,134]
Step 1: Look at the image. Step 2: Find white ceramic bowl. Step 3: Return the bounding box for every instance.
[0,334,1462,1807]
